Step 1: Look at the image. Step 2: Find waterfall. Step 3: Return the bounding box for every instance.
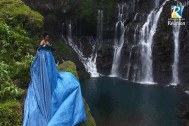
[171,4,185,85]
[133,24,139,45]
[154,0,160,7]
[84,10,104,77]
[127,24,139,80]
[137,0,168,84]
[84,53,99,77]
[126,45,134,79]
[62,10,104,77]
[171,25,180,85]
[111,22,126,77]
[61,23,68,45]
[111,2,134,77]
[66,21,100,77]
[96,10,103,51]
[130,24,139,81]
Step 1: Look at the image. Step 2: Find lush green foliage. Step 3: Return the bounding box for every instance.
[0,81,24,103]
[0,100,22,126]
[0,0,43,104]
[0,0,44,124]
[0,0,44,34]
[0,19,34,88]
[52,40,73,62]
[0,20,31,60]
[0,61,25,102]
[79,0,97,25]
[67,0,122,25]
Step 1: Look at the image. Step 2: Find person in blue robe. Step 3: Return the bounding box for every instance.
[23,32,87,126]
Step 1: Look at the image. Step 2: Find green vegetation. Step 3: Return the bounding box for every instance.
[0,0,43,125]
[79,0,97,25]
[0,0,44,33]
[57,61,79,81]
[79,98,96,126]
[67,0,122,25]
[53,40,72,54]
[0,0,44,89]
[0,19,35,87]
[0,1,95,125]
[57,61,96,126]
[52,40,73,62]
[98,0,118,23]
[0,80,24,103]
[0,100,22,126]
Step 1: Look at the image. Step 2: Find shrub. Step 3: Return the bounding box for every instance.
[0,20,34,88]
[0,81,24,103]
[0,100,22,126]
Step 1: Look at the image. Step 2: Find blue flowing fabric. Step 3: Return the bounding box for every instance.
[23,44,87,126]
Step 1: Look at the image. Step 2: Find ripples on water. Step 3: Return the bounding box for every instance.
[80,77,189,126]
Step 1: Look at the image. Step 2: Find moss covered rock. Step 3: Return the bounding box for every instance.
[57,61,79,80]
[57,61,96,126]
[78,98,96,126]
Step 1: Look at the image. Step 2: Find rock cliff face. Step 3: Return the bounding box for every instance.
[179,5,189,85]
[97,0,189,86]
[22,0,189,87]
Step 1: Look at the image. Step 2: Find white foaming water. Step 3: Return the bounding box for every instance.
[126,45,134,80]
[111,22,125,77]
[170,4,185,85]
[171,25,180,85]
[111,3,130,77]
[130,24,140,81]
[154,0,160,7]
[137,0,168,84]
[63,10,104,77]
[67,22,99,77]
[96,10,103,51]
[185,90,189,95]
[84,53,99,77]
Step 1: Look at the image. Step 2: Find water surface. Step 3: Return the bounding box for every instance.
[80,77,189,126]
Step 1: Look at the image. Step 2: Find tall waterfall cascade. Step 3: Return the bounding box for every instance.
[171,4,185,85]
[96,10,103,51]
[111,2,135,77]
[61,0,188,85]
[126,23,139,80]
[62,11,104,77]
[135,0,168,84]
[126,45,134,80]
